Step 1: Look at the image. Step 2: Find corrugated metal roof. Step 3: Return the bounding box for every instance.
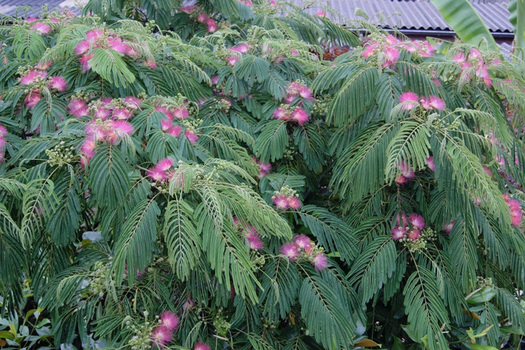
[291,0,513,33]
[0,0,82,17]
[0,0,513,34]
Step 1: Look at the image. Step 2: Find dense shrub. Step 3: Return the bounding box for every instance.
[0,1,524,349]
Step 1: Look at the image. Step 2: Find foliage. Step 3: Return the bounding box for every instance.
[0,1,524,350]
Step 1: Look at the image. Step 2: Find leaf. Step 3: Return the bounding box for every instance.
[354,339,381,348]
[465,287,496,304]
[255,120,289,162]
[112,197,160,286]
[89,48,136,87]
[163,199,201,281]
[429,0,498,50]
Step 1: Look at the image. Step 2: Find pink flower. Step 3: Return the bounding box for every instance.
[48,76,67,92]
[420,97,431,110]
[26,17,38,23]
[382,47,400,68]
[160,119,172,131]
[408,213,425,229]
[391,226,406,240]
[112,107,133,120]
[86,29,103,43]
[156,158,173,171]
[452,52,466,64]
[316,10,327,17]
[24,90,41,109]
[68,98,89,117]
[386,35,398,45]
[110,43,130,55]
[280,242,300,260]
[407,229,420,240]
[36,60,53,70]
[426,156,435,171]
[211,75,219,85]
[20,69,48,85]
[443,220,455,234]
[180,5,197,13]
[0,125,7,138]
[185,130,199,144]
[74,40,90,55]
[113,120,134,136]
[247,234,264,250]
[94,106,112,120]
[399,92,419,111]
[159,311,180,332]
[31,22,52,35]
[429,96,445,110]
[79,53,94,72]
[173,107,189,119]
[362,44,376,58]
[273,107,288,120]
[298,86,313,100]
[291,49,299,55]
[287,196,302,210]
[124,96,141,109]
[143,58,157,69]
[194,342,211,350]
[273,195,289,210]
[156,106,174,120]
[293,234,312,250]
[396,162,415,183]
[227,56,239,66]
[151,326,173,345]
[311,253,327,270]
[167,125,182,137]
[291,107,309,125]
[148,167,167,182]
[206,19,217,33]
[197,12,208,23]
[231,43,250,53]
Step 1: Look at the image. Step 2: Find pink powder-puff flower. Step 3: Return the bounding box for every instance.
[167,125,182,137]
[79,53,94,72]
[273,195,289,210]
[469,48,481,59]
[429,96,445,111]
[408,213,425,229]
[112,107,133,120]
[113,120,134,136]
[211,75,219,85]
[94,106,112,120]
[36,60,53,70]
[143,58,157,69]
[270,0,277,6]
[206,18,218,33]
[68,98,89,117]
[231,43,250,53]
[293,234,313,250]
[48,76,67,92]
[420,96,432,110]
[159,311,180,332]
[287,196,302,210]
[160,119,172,131]
[194,342,211,350]
[124,96,141,109]
[316,10,327,17]
[247,235,264,250]
[0,125,7,138]
[452,52,466,64]
[298,85,313,100]
[20,69,48,85]
[362,44,376,58]
[24,90,41,109]
[156,106,174,120]
[397,162,415,179]
[110,43,130,55]
[443,220,455,234]
[197,12,208,23]
[148,167,167,182]
[273,107,288,120]
[31,22,52,35]
[227,55,239,66]
[291,49,299,55]
[291,107,309,125]
[483,166,492,177]
[391,226,406,240]
[151,326,173,345]
[185,130,199,144]
[156,158,174,171]
[74,40,90,55]
[26,17,38,23]
[280,242,300,260]
[426,156,435,171]
[173,107,189,119]
[399,92,419,111]
[382,47,400,68]
[86,29,103,43]
[407,229,421,241]
[311,252,327,270]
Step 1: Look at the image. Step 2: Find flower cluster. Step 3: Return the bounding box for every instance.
[272,81,313,125]
[226,43,251,66]
[29,19,53,35]
[399,91,446,111]
[253,157,271,178]
[503,194,523,227]
[452,48,500,87]
[0,124,7,164]
[151,311,180,347]
[272,186,302,210]
[234,218,264,250]
[73,29,145,73]
[188,8,218,33]
[391,213,426,241]
[280,235,327,270]
[362,35,435,68]
[78,96,139,166]
[19,66,68,109]
[156,102,199,144]
[147,158,177,183]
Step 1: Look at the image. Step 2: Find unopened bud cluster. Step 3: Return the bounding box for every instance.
[46,141,78,167]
